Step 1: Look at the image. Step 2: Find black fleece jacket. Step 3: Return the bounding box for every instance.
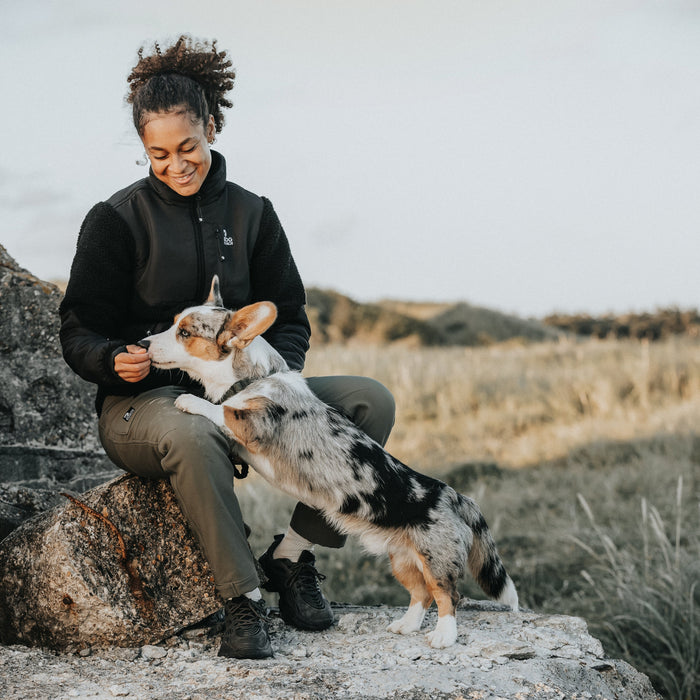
[59,151,310,414]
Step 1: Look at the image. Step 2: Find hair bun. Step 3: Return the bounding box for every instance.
[127,34,236,135]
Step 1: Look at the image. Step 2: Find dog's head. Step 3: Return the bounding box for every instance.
[142,276,278,373]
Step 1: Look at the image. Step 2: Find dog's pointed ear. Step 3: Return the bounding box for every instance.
[218,302,278,350]
[205,276,224,307]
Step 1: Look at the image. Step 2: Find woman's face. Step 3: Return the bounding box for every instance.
[141,109,216,196]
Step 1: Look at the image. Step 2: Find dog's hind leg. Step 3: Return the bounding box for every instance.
[420,556,461,649]
[386,550,433,635]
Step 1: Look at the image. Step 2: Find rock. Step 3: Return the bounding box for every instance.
[0,244,118,537]
[0,244,64,356]
[0,474,221,650]
[140,644,168,660]
[0,445,116,491]
[0,481,72,542]
[0,444,118,538]
[0,244,103,449]
[0,499,27,541]
[108,685,130,697]
[0,245,99,451]
[0,603,660,699]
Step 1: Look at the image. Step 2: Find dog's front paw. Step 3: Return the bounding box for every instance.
[425,616,457,648]
[387,618,420,635]
[174,394,224,428]
[386,604,426,635]
[175,394,209,416]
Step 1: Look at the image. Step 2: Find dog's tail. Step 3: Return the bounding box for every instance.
[457,493,519,611]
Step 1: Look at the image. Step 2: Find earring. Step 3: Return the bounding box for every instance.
[135,151,148,166]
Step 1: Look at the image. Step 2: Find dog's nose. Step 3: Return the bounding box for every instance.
[137,339,150,350]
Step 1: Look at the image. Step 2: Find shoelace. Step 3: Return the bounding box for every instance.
[225,597,268,633]
[285,560,327,607]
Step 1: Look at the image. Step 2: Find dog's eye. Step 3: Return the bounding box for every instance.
[178,329,190,338]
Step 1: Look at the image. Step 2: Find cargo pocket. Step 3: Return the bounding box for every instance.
[98,396,143,471]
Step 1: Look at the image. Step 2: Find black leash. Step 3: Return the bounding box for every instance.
[232,460,249,480]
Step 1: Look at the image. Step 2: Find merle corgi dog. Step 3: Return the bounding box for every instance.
[141,277,518,648]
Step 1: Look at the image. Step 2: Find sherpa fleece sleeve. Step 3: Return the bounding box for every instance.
[249,197,311,371]
[59,202,135,386]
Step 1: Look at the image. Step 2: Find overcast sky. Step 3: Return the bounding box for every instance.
[2,0,700,316]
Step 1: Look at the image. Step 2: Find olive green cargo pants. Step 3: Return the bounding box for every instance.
[98,376,395,599]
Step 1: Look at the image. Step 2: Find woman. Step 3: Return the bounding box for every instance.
[59,35,395,660]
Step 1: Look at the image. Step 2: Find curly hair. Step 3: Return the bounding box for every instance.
[126,34,235,135]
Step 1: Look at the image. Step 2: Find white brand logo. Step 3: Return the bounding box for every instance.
[222,229,234,246]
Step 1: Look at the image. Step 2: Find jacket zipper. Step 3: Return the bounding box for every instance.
[192,195,206,301]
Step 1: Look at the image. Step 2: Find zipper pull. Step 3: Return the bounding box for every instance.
[216,226,226,261]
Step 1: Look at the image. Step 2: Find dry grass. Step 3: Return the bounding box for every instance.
[304,335,700,470]
[236,335,700,698]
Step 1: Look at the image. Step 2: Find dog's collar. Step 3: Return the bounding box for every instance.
[217,377,257,404]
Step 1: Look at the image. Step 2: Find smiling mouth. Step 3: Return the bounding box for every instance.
[172,171,195,185]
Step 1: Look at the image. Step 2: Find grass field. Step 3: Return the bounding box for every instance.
[237,335,700,700]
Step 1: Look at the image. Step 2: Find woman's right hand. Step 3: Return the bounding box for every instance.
[114,344,151,383]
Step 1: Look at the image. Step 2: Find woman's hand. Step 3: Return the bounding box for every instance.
[114,344,151,383]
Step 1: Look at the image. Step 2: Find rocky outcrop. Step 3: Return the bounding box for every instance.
[0,244,118,537]
[0,245,100,450]
[0,247,222,650]
[0,245,222,652]
[0,602,659,699]
[0,474,221,650]
[0,470,661,699]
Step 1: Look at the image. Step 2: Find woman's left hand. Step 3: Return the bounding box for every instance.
[114,344,152,382]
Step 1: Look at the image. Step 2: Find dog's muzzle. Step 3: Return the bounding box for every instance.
[137,339,151,350]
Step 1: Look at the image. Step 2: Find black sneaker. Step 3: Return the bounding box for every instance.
[259,534,334,631]
[218,595,273,659]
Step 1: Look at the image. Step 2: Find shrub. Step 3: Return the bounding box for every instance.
[574,483,700,700]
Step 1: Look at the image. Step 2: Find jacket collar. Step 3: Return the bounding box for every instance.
[147,150,227,205]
